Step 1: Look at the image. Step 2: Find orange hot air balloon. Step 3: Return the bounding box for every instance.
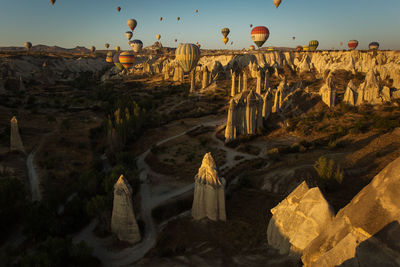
[50,0,56,5]
[273,0,282,8]
[119,52,135,70]
[156,34,161,40]
[117,6,121,12]
[222,37,229,45]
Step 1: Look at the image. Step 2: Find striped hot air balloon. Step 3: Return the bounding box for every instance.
[119,52,135,70]
[113,52,123,71]
[221,28,230,38]
[251,26,270,48]
[348,40,358,50]
[369,42,379,50]
[175,43,201,73]
[249,45,255,51]
[222,37,229,45]
[295,46,302,52]
[303,46,310,52]
[106,51,113,65]
[127,19,137,32]
[115,46,121,52]
[309,40,319,51]
[129,40,143,53]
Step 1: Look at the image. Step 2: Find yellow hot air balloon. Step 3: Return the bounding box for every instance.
[309,40,319,51]
[115,46,121,52]
[175,43,201,73]
[273,0,282,8]
[156,34,161,40]
[106,51,113,64]
[222,37,229,45]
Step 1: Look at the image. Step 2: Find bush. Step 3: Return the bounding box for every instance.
[314,156,343,190]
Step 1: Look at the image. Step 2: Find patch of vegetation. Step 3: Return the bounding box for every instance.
[314,156,343,191]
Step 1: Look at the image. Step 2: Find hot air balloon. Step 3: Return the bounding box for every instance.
[175,43,201,73]
[369,42,379,50]
[267,46,275,51]
[303,46,310,52]
[125,31,133,40]
[50,0,56,5]
[348,40,358,50]
[249,45,255,51]
[105,43,110,49]
[221,28,230,38]
[309,40,319,51]
[115,46,121,52]
[250,24,253,28]
[117,6,121,12]
[273,0,282,8]
[129,40,143,53]
[156,34,161,40]
[292,36,295,40]
[106,51,114,65]
[24,42,32,51]
[177,17,180,21]
[195,9,199,13]
[90,46,96,53]
[295,46,302,52]
[231,41,233,45]
[119,52,135,70]
[340,42,343,46]
[127,19,137,32]
[222,37,229,45]
[160,17,163,21]
[113,52,123,71]
[251,26,270,48]
[196,43,201,49]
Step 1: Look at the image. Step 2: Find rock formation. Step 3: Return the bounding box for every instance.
[262,88,274,120]
[192,153,226,221]
[267,181,334,257]
[10,116,25,153]
[343,80,358,106]
[238,70,242,93]
[302,155,400,266]
[264,69,270,92]
[356,69,382,105]
[202,67,210,89]
[319,74,336,108]
[111,175,141,244]
[225,99,236,142]
[230,69,236,96]
[256,68,263,95]
[190,69,196,93]
[19,76,25,91]
[242,70,248,92]
[163,65,169,80]
[246,90,258,134]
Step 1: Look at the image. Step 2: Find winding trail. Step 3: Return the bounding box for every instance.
[74,117,260,267]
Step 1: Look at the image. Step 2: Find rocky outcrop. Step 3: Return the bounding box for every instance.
[111,175,141,244]
[19,76,25,91]
[192,153,226,221]
[319,73,336,108]
[225,99,236,142]
[10,116,25,153]
[262,88,274,120]
[343,80,358,106]
[302,155,400,266]
[202,67,210,89]
[230,70,237,96]
[267,181,334,257]
[356,69,382,105]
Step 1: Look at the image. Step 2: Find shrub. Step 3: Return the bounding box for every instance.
[314,156,343,186]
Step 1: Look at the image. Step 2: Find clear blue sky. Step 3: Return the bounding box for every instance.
[0,0,399,50]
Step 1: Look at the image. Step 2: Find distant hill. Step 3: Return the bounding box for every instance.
[0,45,90,53]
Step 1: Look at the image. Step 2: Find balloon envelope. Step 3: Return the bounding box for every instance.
[251,26,270,48]
[105,43,110,49]
[348,40,358,50]
[50,0,56,5]
[175,43,201,73]
[309,40,319,51]
[222,37,229,45]
[273,0,282,8]
[250,24,253,28]
[125,31,133,40]
[249,45,255,51]
[129,40,143,53]
[303,46,310,52]
[117,6,121,12]
[221,28,230,38]
[113,52,123,71]
[119,52,135,70]
[156,34,161,40]
[369,42,379,50]
[160,17,163,21]
[115,46,120,52]
[106,51,114,64]
[127,19,137,32]
[24,42,32,50]
[90,46,96,53]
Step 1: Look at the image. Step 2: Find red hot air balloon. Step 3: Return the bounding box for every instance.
[348,40,359,50]
[127,19,137,32]
[117,6,121,12]
[251,26,270,48]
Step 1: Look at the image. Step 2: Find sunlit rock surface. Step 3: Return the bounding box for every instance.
[192,153,226,221]
[10,116,25,153]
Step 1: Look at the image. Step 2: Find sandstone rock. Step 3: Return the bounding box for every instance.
[19,76,25,91]
[230,69,236,96]
[343,80,358,106]
[267,181,334,257]
[319,73,336,108]
[190,69,196,93]
[225,99,236,143]
[242,70,248,92]
[246,90,258,135]
[10,116,25,153]
[202,67,210,89]
[262,88,274,120]
[256,68,263,95]
[111,175,141,244]
[357,69,382,105]
[192,153,226,221]
[302,155,400,266]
